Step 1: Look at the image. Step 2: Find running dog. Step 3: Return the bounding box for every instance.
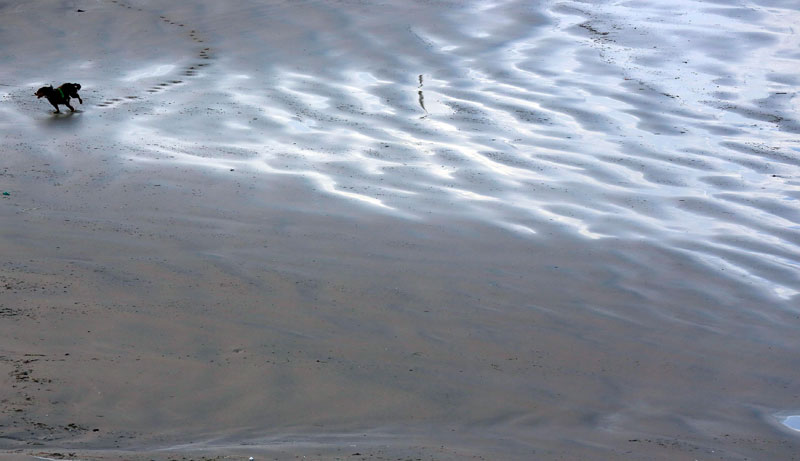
[35,83,83,113]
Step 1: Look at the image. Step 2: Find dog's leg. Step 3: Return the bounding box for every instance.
[50,101,60,114]
[66,101,75,112]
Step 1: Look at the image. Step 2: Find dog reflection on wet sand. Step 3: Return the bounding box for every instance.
[35,83,83,113]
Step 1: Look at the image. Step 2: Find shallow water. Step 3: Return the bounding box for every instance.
[1,0,799,458]
[6,0,799,296]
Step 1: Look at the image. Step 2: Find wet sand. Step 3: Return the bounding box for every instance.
[1,0,799,459]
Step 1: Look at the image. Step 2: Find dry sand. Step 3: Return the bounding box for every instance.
[1,0,799,459]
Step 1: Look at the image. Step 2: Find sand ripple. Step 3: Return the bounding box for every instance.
[84,0,799,299]
[2,0,798,294]
[2,0,800,456]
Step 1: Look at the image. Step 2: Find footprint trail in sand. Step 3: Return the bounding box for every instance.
[95,0,213,108]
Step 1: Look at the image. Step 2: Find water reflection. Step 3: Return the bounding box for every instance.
[122,64,176,82]
[784,415,800,432]
[418,74,428,118]
[116,0,800,299]
[39,110,84,129]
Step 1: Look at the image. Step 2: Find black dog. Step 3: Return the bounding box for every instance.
[35,83,83,113]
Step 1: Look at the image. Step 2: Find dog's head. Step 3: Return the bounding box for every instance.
[73,83,81,91]
[34,85,53,99]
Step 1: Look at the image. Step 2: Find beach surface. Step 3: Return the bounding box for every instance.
[1,0,799,459]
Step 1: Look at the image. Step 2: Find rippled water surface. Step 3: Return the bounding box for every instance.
[1,0,799,457]
[3,0,799,297]
[105,0,800,298]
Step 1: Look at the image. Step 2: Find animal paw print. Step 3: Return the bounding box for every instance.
[103,0,213,106]
[158,15,187,28]
[96,97,131,108]
[146,80,184,93]
[158,12,215,77]
[189,30,203,43]
[180,47,214,76]
[109,0,142,12]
